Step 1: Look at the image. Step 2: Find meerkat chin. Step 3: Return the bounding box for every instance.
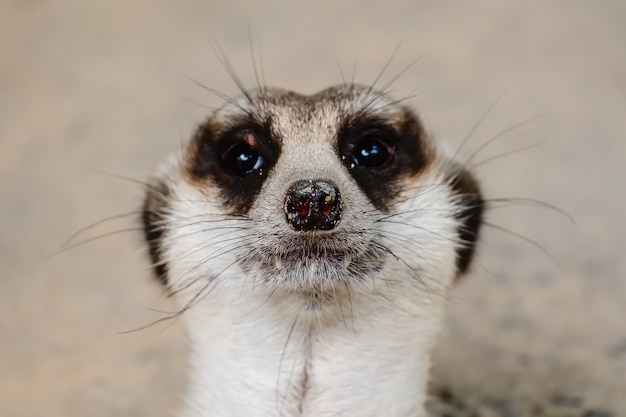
[141,84,483,417]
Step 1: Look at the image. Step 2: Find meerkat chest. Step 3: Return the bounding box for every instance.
[180,285,441,417]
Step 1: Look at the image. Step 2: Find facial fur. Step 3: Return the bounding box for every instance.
[143,84,482,296]
[141,83,483,417]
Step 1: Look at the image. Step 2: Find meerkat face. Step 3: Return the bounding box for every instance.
[142,84,483,304]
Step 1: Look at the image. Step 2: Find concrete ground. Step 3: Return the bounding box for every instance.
[1,1,625,416]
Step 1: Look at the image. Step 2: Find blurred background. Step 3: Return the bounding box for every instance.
[1,1,625,416]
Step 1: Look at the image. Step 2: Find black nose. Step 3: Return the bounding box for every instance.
[284,180,342,231]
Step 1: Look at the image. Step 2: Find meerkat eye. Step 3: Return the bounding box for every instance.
[351,135,395,168]
[221,141,265,175]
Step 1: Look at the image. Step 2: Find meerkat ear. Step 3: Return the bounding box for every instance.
[141,179,171,286]
[448,165,484,278]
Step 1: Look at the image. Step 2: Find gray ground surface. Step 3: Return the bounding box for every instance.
[1,1,625,416]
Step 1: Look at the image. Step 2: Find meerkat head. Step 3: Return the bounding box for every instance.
[140,83,484,417]
[142,84,483,305]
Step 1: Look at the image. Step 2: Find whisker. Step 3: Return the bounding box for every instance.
[376,289,420,320]
[173,256,241,313]
[376,219,461,245]
[207,36,254,107]
[331,51,347,85]
[247,25,265,96]
[485,197,574,224]
[184,74,250,116]
[90,169,154,189]
[377,93,419,111]
[483,221,562,269]
[453,88,511,160]
[373,55,422,98]
[257,35,267,92]
[276,313,301,413]
[474,258,508,281]
[61,210,139,247]
[462,114,547,168]
[165,229,253,272]
[370,241,442,299]
[45,227,143,259]
[241,286,278,318]
[166,235,258,297]
[376,230,443,256]
[469,142,543,170]
[168,212,252,225]
[118,310,185,334]
[364,182,443,215]
[368,41,402,93]
[121,241,250,334]
[373,205,450,222]
[342,281,356,335]
[178,94,215,110]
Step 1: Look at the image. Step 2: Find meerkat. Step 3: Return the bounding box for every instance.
[141,83,484,417]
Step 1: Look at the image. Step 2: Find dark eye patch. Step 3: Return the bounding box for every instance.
[187,119,279,214]
[338,111,429,210]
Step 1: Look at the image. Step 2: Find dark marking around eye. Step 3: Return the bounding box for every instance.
[186,119,278,214]
[339,110,429,211]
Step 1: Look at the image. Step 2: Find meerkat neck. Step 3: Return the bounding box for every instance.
[178,282,442,417]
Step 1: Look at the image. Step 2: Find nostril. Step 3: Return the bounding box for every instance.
[284,180,342,231]
[320,196,335,216]
[295,201,310,217]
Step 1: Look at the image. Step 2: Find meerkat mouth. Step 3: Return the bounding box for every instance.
[277,243,348,263]
[239,233,389,291]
